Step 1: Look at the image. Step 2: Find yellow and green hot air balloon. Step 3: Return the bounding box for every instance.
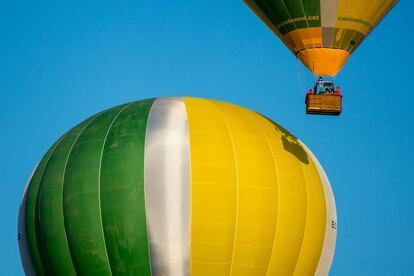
[244,0,398,76]
[19,97,337,276]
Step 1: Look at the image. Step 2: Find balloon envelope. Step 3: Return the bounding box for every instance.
[19,97,337,276]
[244,0,398,76]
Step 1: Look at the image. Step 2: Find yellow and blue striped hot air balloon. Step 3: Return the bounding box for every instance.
[244,0,398,76]
[18,97,337,276]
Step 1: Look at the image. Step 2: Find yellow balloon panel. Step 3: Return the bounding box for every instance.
[335,0,397,35]
[184,98,237,276]
[184,97,331,275]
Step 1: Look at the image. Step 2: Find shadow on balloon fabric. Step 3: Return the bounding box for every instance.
[258,113,309,164]
[281,134,309,164]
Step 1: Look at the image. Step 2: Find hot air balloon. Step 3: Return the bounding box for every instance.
[244,0,398,114]
[18,97,337,276]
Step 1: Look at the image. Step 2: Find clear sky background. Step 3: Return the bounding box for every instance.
[1,1,412,275]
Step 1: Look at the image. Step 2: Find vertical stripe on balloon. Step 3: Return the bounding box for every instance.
[300,142,337,276]
[100,100,154,275]
[144,97,191,276]
[210,100,279,276]
[63,104,129,276]
[291,145,326,275]
[18,165,38,276]
[184,98,238,276]
[321,0,339,47]
[38,114,101,276]
[248,114,308,275]
[24,134,70,276]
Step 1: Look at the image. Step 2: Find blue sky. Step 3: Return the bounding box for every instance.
[1,1,412,275]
